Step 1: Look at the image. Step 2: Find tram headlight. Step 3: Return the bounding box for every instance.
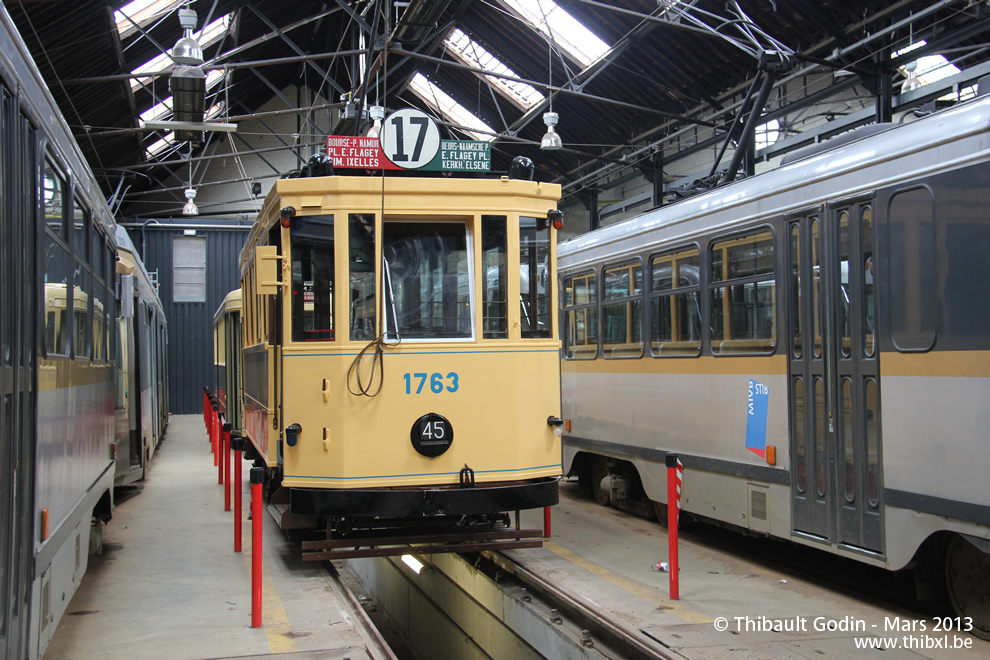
[547,209,564,230]
[547,416,564,437]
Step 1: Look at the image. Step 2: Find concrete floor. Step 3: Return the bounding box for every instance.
[512,485,988,659]
[46,414,384,660]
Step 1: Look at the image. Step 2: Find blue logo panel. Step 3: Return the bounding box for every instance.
[746,379,769,458]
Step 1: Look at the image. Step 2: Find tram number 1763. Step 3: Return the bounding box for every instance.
[403,372,459,394]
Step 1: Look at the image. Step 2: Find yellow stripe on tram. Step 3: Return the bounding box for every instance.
[544,541,712,624]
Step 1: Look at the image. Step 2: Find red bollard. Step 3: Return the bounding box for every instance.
[213,405,221,467]
[543,506,552,538]
[223,423,232,509]
[250,467,263,628]
[232,435,244,552]
[666,453,681,600]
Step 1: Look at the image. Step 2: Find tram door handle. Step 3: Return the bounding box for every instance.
[323,378,330,402]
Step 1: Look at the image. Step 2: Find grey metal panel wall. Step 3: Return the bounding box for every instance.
[130,224,250,414]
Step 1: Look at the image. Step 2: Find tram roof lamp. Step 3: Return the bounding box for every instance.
[182,188,198,216]
[280,206,296,228]
[541,111,562,151]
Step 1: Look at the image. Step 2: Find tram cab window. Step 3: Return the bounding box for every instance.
[520,217,551,338]
[650,248,701,356]
[563,272,597,359]
[349,214,376,342]
[482,216,508,339]
[710,230,776,354]
[383,220,471,339]
[290,215,335,342]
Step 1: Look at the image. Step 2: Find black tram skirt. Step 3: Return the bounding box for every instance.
[290,477,558,518]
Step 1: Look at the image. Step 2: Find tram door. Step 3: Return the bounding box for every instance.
[1,94,36,660]
[787,200,883,553]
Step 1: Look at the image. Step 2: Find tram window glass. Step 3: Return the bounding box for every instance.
[563,272,597,358]
[811,219,822,358]
[383,220,471,339]
[72,266,91,359]
[42,158,66,241]
[709,231,776,354]
[92,228,104,283]
[601,261,643,358]
[888,188,936,351]
[93,290,106,361]
[865,378,879,507]
[838,211,851,358]
[349,214,376,342]
[520,217,551,338]
[72,197,90,260]
[42,233,69,357]
[482,216,508,339]
[789,224,802,359]
[862,207,875,357]
[650,248,701,356]
[291,215,335,342]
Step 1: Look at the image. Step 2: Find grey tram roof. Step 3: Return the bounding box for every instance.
[557,94,990,269]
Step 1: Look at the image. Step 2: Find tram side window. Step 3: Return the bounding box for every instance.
[520,216,551,338]
[563,272,597,359]
[349,214,376,342]
[710,230,776,354]
[42,158,66,241]
[383,221,471,339]
[888,188,936,351]
[650,248,702,356]
[43,233,69,357]
[602,261,643,358]
[291,215,335,342]
[482,216,508,339]
[72,265,91,359]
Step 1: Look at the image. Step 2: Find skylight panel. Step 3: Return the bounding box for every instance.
[409,73,495,141]
[130,14,232,92]
[444,28,545,110]
[144,102,224,159]
[502,0,610,68]
[115,0,184,39]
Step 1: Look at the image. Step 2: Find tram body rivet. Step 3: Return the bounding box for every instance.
[582,630,594,647]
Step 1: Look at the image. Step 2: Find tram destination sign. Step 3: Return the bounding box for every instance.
[326,108,490,173]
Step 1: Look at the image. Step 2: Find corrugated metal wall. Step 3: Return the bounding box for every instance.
[125,222,251,414]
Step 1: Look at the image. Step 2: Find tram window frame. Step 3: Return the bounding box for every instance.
[382,218,474,341]
[519,216,552,338]
[481,215,508,339]
[887,186,936,352]
[562,270,598,359]
[348,214,376,342]
[709,228,777,355]
[42,156,67,242]
[42,232,70,358]
[601,258,644,359]
[290,214,336,343]
[649,246,702,358]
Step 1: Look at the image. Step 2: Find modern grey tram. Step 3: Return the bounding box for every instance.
[114,226,168,486]
[0,7,168,658]
[558,94,990,637]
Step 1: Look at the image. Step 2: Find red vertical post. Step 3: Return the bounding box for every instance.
[221,422,230,493]
[250,467,263,628]
[213,404,220,467]
[666,453,680,600]
[543,506,552,538]
[232,435,244,552]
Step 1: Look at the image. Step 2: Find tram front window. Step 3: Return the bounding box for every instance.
[290,215,335,342]
[383,221,471,339]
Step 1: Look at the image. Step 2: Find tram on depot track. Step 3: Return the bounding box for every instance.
[237,154,563,556]
[557,94,990,637]
[213,288,243,435]
[0,7,169,658]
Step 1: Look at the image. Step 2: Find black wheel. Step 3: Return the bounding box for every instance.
[590,456,610,506]
[945,535,990,640]
[653,499,669,527]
